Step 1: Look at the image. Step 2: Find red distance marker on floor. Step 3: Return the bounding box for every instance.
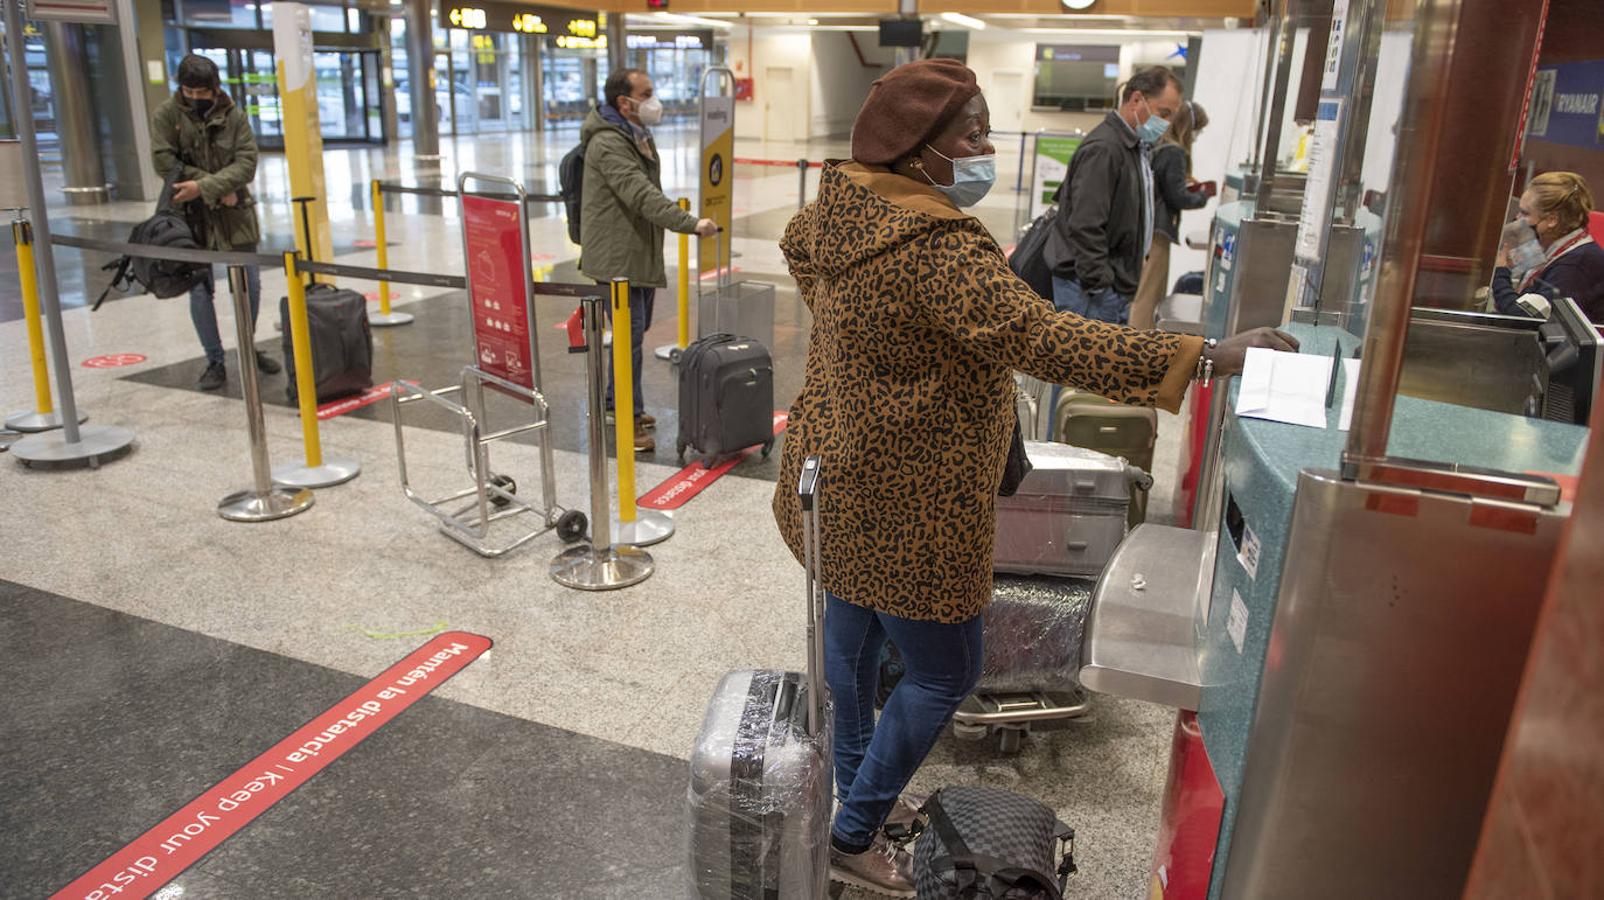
[639,411,788,511]
[51,632,493,900]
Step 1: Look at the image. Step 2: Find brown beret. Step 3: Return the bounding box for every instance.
[851,59,982,166]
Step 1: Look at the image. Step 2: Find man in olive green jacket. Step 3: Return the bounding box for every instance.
[580,67,717,452]
[151,54,278,391]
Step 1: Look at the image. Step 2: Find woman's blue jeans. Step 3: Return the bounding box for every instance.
[825,591,983,849]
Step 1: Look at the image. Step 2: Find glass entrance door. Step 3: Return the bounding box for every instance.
[187,38,384,147]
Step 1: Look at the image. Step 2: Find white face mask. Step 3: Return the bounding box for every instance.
[632,95,663,127]
[922,144,997,208]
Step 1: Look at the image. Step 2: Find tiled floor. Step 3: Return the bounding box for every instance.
[1,128,1180,898]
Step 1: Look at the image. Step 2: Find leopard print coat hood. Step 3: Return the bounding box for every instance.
[773,162,1203,623]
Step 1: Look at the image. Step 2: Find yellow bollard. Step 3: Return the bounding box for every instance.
[272,251,361,488]
[14,219,52,415]
[285,251,323,469]
[4,215,87,433]
[677,197,691,350]
[612,278,637,525]
[368,180,413,327]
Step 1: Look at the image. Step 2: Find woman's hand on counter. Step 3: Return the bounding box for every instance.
[1205,328,1301,378]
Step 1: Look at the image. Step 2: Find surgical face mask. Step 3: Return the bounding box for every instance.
[1503,219,1546,274]
[922,144,997,208]
[632,96,663,127]
[1138,96,1172,144]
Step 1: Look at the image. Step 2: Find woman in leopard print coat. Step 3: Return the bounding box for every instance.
[769,60,1294,892]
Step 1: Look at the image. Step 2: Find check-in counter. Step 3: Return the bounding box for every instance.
[1083,321,1587,897]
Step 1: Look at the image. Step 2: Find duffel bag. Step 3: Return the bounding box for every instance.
[913,787,1077,900]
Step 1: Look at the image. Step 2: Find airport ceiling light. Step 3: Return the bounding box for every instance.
[1020,27,1197,37]
[652,11,733,29]
[939,12,986,30]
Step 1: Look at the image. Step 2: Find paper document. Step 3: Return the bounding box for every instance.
[1338,358,1362,431]
[1235,347,1335,429]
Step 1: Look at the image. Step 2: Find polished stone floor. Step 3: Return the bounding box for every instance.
[1,126,1185,898]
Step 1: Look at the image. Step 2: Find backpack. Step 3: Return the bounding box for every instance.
[558,142,585,245]
[1007,207,1057,302]
[93,172,210,310]
[913,787,1077,900]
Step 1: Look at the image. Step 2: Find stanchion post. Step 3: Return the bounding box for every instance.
[655,197,694,362]
[368,180,413,327]
[4,0,132,469]
[5,214,86,433]
[218,265,314,521]
[609,277,673,546]
[798,158,809,210]
[551,292,654,588]
[1015,131,1028,193]
[271,251,360,489]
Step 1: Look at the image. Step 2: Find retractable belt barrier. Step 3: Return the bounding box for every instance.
[733,158,823,210]
[374,181,564,204]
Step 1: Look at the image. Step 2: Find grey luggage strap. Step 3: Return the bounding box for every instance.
[923,792,1077,899]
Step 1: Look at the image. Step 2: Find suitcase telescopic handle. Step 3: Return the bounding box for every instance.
[797,455,825,736]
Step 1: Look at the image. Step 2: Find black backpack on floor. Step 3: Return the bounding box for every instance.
[93,173,211,310]
[913,787,1077,900]
[559,143,585,245]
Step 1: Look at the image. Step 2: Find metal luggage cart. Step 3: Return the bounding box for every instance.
[951,689,1092,754]
[879,574,1095,753]
[392,367,586,557]
[390,171,589,557]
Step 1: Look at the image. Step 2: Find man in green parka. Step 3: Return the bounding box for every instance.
[151,54,279,391]
[580,68,718,453]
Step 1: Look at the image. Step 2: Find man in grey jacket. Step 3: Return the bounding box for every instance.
[580,67,717,453]
[1043,67,1183,324]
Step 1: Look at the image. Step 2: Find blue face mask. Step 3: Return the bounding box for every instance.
[1137,96,1171,144]
[922,144,997,208]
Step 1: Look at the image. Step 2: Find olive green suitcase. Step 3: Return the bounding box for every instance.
[1051,390,1157,527]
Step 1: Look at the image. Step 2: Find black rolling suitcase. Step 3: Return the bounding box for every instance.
[677,332,775,464]
[688,455,832,898]
[280,283,373,404]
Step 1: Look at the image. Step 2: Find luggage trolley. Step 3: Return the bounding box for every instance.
[391,172,587,557]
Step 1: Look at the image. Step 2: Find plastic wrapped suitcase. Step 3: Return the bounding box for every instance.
[688,455,831,899]
[1052,390,1157,527]
[994,441,1151,578]
[279,283,374,404]
[677,333,776,465]
[978,575,1094,694]
[880,576,1093,697]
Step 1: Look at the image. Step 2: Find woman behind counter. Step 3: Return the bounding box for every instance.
[1494,171,1604,322]
[771,59,1295,897]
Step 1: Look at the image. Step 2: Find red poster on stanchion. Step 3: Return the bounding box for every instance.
[462,194,534,393]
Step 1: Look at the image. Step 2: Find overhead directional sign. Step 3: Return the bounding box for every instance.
[441,2,599,38]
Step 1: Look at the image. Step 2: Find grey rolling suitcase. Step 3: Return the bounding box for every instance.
[689,455,832,899]
[993,441,1152,578]
[676,333,776,465]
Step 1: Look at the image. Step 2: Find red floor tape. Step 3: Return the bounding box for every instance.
[53,632,492,900]
[639,411,788,511]
[315,380,415,420]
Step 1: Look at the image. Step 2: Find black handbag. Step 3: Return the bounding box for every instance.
[913,787,1077,900]
[1007,208,1057,302]
[998,414,1032,497]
